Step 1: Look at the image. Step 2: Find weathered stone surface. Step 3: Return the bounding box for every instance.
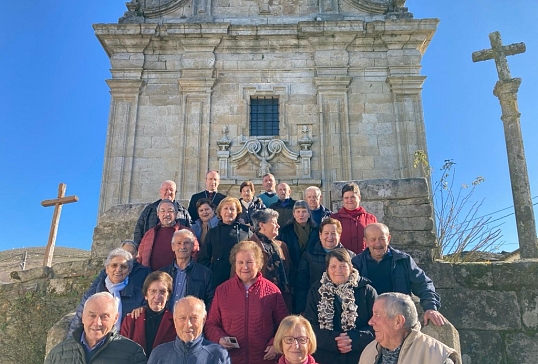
[382,216,433,231]
[453,262,494,289]
[10,266,49,282]
[519,290,538,330]
[331,178,429,201]
[492,259,538,290]
[45,312,75,356]
[422,261,455,289]
[422,321,461,362]
[458,329,504,364]
[504,332,538,363]
[91,203,146,260]
[438,289,521,330]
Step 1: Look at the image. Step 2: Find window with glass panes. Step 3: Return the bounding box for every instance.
[249,97,279,136]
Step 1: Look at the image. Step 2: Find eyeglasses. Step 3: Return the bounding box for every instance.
[283,336,309,345]
[109,263,129,270]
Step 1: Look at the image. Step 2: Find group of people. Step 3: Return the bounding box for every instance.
[46,171,460,364]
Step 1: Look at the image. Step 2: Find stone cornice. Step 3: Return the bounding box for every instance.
[386,75,426,96]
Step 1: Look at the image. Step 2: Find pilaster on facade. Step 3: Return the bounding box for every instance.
[386,75,427,178]
[98,79,144,218]
[177,77,216,198]
[314,76,353,187]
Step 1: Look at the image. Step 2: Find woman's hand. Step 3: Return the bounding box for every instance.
[335,333,353,354]
[219,337,238,350]
[263,345,277,361]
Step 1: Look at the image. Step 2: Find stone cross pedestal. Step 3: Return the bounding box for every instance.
[472,31,538,258]
[41,183,78,267]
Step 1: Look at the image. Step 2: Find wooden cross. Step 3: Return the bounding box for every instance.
[41,183,78,267]
[472,31,526,81]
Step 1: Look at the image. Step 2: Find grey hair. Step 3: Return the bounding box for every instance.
[305,186,321,197]
[157,199,178,212]
[377,292,418,330]
[251,208,279,233]
[105,248,133,274]
[85,292,119,313]
[120,240,138,255]
[293,200,310,212]
[174,295,207,317]
[171,229,196,245]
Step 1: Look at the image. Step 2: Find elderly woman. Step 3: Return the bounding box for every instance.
[67,248,145,337]
[198,197,253,287]
[304,249,376,364]
[295,218,355,313]
[274,315,319,364]
[205,240,289,364]
[238,180,266,225]
[360,293,460,364]
[250,208,291,309]
[120,271,176,357]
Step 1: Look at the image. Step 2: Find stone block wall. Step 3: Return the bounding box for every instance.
[0,261,99,364]
[426,260,538,364]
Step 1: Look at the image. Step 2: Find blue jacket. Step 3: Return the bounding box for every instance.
[351,246,441,311]
[148,336,230,364]
[68,276,145,338]
[159,261,215,311]
[192,215,219,242]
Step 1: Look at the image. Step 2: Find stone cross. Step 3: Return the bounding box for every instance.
[41,183,79,267]
[472,31,538,258]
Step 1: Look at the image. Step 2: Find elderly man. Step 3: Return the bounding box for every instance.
[160,229,214,311]
[352,223,447,326]
[258,173,279,206]
[304,186,332,225]
[330,182,377,253]
[134,180,192,246]
[46,292,147,364]
[269,182,297,227]
[138,200,191,271]
[188,171,227,222]
[359,293,460,364]
[147,296,230,364]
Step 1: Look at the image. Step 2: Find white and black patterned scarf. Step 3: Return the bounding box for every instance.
[317,268,359,331]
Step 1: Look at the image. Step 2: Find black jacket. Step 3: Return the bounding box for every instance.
[46,327,147,364]
[269,198,297,227]
[304,276,376,364]
[238,197,266,225]
[159,261,215,310]
[134,199,191,246]
[352,246,441,311]
[197,220,253,287]
[188,191,226,222]
[295,241,355,314]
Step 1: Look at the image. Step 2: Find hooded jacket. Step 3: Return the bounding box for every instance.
[330,207,377,254]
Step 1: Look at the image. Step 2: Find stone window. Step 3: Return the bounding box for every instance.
[249,97,279,136]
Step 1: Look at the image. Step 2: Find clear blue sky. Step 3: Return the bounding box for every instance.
[1,1,536,253]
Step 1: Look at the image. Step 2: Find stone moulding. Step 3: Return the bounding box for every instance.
[142,0,191,18]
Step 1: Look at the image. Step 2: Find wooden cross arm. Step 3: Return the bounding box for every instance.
[41,195,79,207]
[472,42,526,63]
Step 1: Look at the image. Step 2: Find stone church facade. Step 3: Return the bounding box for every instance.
[95,0,438,216]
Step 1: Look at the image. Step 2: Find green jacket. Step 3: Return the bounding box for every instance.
[45,328,147,364]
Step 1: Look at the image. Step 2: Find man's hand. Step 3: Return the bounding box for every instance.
[423,309,447,326]
[128,306,145,320]
[335,333,353,354]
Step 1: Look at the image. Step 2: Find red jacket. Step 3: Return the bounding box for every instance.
[120,308,176,353]
[330,207,377,254]
[205,273,289,364]
[137,222,191,268]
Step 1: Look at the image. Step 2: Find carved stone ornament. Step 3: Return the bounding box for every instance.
[137,0,190,19]
[342,0,408,15]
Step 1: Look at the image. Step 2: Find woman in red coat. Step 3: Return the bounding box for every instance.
[205,240,289,364]
[120,271,176,357]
